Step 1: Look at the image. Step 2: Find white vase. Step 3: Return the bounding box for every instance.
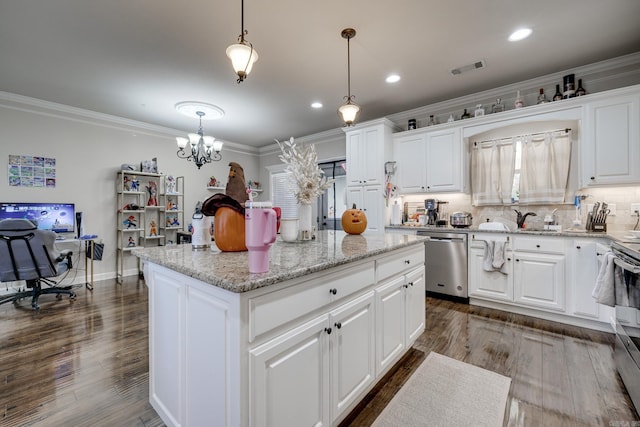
[298,203,313,240]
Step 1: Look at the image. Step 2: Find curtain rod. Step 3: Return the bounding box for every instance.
[473,128,571,147]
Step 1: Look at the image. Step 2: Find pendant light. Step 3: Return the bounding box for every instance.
[226,0,258,83]
[338,28,360,126]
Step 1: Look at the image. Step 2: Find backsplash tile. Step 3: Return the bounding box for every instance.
[400,185,640,231]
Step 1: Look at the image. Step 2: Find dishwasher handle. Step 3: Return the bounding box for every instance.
[426,236,466,243]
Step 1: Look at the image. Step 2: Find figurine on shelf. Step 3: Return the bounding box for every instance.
[169,216,180,227]
[208,176,218,187]
[166,198,178,210]
[123,215,137,229]
[146,180,158,206]
[166,175,177,194]
[130,176,139,192]
[127,236,136,247]
[149,220,158,236]
[123,175,131,191]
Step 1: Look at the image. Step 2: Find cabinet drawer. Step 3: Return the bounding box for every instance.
[512,236,564,254]
[249,262,374,341]
[376,245,425,282]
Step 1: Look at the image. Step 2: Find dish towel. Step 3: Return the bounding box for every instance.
[492,242,506,270]
[483,240,495,272]
[592,252,616,306]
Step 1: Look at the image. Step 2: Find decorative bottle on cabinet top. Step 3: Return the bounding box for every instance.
[460,109,471,119]
[553,84,563,101]
[537,88,549,104]
[514,90,524,108]
[575,79,587,96]
[427,115,437,126]
[474,104,485,117]
[491,98,505,113]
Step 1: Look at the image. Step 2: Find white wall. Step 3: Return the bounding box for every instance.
[0,96,258,282]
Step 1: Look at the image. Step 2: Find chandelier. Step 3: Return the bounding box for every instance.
[175,103,224,169]
[226,0,258,83]
[338,28,360,126]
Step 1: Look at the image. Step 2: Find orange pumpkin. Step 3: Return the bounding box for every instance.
[341,204,367,235]
[214,207,247,251]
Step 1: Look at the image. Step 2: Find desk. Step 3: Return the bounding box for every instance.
[55,237,99,290]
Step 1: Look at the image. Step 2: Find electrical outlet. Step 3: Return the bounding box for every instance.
[586,203,594,214]
[631,203,640,215]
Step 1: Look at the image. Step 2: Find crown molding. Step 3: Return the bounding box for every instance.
[0,91,259,156]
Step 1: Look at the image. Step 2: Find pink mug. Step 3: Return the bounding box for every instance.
[245,202,277,273]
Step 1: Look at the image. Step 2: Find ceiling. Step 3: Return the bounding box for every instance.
[1,1,640,148]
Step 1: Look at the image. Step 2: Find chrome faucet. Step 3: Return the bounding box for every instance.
[514,209,537,229]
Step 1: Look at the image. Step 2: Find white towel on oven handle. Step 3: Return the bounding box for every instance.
[592,252,616,307]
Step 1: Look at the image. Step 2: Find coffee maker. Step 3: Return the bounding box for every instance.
[425,199,438,225]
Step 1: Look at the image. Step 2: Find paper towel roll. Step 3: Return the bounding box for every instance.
[391,202,401,225]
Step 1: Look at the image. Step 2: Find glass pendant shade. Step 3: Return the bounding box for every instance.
[338,102,360,126]
[203,136,215,148]
[176,137,189,149]
[212,140,224,152]
[226,43,258,79]
[188,133,200,145]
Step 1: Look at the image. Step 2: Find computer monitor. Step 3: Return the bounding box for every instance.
[0,202,75,233]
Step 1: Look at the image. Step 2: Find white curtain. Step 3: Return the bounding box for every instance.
[471,139,516,206]
[519,131,572,204]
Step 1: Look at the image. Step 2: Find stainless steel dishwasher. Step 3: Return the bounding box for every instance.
[418,230,468,301]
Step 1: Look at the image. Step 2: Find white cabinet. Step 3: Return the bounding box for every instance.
[513,251,566,312]
[329,292,376,422]
[345,120,393,187]
[251,314,330,427]
[394,127,464,193]
[582,91,640,186]
[468,234,513,302]
[375,248,426,376]
[345,185,383,233]
[569,240,614,323]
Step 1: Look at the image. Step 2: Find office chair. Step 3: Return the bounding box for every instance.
[0,219,76,310]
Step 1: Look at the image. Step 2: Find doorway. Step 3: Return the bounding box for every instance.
[317,160,347,231]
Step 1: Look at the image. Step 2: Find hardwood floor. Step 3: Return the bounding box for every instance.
[1,280,638,426]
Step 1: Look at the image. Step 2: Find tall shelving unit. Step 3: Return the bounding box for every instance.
[161,175,184,245]
[116,170,165,283]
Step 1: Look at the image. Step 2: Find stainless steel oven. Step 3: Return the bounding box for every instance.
[611,241,640,415]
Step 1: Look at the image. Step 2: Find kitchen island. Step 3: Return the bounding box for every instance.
[133,231,428,427]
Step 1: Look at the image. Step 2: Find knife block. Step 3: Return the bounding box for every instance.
[586,212,607,232]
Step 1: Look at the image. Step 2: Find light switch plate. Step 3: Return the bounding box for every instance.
[608,203,616,216]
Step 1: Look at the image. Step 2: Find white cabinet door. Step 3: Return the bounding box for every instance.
[468,245,514,302]
[513,251,566,311]
[405,266,426,344]
[346,124,385,187]
[425,128,463,192]
[330,292,376,422]
[570,240,600,318]
[394,134,427,193]
[583,93,640,186]
[375,275,406,376]
[250,314,330,427]
[345,185,383,233]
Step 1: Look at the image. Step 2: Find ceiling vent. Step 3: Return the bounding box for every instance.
[450,60,486,76]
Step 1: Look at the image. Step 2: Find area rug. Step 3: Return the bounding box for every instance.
[371,351,511,427]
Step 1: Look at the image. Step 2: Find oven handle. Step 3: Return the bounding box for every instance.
[613,257,640,274]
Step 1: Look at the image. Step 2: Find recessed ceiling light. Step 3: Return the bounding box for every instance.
[175,101,225,120]
[386,74,401,83]
[508,28,532,42]
[311,102,323,109]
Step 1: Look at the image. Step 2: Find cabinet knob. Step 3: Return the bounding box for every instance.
[329,288,337,295]
[576,245,581,250]
[335,322,342,329]
[590,176,595,180]
[403,284,409,288]
[325,327,332,335]
[515,259,520,262]
[507,257,512,261]
[408,281,414,287]
[536,244,540,248]
[596,252,602,256]
[404,260,411,264]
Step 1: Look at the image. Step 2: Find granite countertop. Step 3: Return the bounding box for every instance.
[386,224,619,239]
[133,231,428,293]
